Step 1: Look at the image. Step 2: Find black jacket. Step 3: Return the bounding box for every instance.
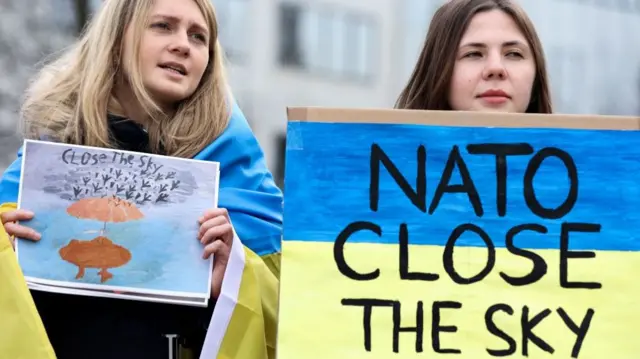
[33,116,213,359]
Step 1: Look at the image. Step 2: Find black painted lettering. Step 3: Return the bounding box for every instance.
[432,301,462,354]
[467,143,534,216]
[443,224,495,284]
[91,153,100,165]
[500,224,548,286]
[139,155,149,168]
[521,306,554,356]
[61,149,73,164]
[399,223,439,281]
[69,151,79,165]
[392,300,424,353]
[118,153,131,165]
[341,298,395,352]
[557,307,595,358]
[126,154,135,165]
[151,162,164,174]
[560,223,602,289]
[334,222,381,281]
[523,147,578,219]
[80,152,92,165]
[429,145,483,216]
[369,144,426,212]
[485,304,516,356]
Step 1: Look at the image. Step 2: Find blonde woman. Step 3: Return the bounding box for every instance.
[0,0,282,358]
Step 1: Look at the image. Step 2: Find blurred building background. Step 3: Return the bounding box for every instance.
[1,0,639,189]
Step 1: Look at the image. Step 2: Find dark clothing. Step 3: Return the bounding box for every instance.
[34,291,209,358]
[32,115,213,359]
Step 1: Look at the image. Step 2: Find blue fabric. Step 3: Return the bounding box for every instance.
[0,101,283,257]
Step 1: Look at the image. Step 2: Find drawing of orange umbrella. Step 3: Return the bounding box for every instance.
[66,195,144,235]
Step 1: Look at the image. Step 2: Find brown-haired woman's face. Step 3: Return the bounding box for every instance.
[448,9,536,113]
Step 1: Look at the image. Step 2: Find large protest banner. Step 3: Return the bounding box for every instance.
[277,108,640,359]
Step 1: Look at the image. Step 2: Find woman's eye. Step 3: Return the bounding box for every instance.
[151,22,170,30]
[191,33,207,43]
[463,51,482,58]
[506,51,524,58]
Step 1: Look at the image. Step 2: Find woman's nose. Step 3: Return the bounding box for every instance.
[169,32,191,56]
[482,53,507,80]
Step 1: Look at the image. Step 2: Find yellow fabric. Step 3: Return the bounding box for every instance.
[216,248,280,359]
[261,252,281,278]
[0,202,56,359]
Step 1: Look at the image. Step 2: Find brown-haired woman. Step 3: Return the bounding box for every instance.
[396,0,552,114]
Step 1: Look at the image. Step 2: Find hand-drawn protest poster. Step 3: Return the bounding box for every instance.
[16,139,219,306]
[277,108,640,358]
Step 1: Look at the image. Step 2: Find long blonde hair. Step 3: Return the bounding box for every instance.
[20,0,230,158]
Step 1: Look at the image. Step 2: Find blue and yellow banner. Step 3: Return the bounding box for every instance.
[277,108,640,358]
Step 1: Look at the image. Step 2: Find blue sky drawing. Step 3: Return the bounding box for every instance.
[18,141,219,295]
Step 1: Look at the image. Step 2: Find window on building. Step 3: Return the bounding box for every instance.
[352,17,376,80]
[213,0,251,62]
[278,3,304,67]
[277,2,378,83]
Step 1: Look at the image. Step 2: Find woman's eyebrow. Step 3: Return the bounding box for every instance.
[151,14,208,35]
[459,40,528,48]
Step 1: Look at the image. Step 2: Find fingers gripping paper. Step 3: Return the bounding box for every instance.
[277,108,640,359]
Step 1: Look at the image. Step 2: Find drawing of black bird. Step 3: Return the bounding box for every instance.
[126,191,135,200]
[138,193,152,205]
[102,174,112,185]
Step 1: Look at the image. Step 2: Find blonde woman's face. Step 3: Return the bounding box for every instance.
[122,0,210,106]
[448,10,536,113]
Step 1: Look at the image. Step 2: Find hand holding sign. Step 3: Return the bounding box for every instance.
[1,209,40,248]
[198,208,233,299]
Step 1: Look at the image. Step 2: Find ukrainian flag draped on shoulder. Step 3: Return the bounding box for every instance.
[0,100,283,359]
[0,205,56,358]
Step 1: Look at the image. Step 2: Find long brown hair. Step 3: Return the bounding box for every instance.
[21,0,230,158]
[395,0,552,113]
